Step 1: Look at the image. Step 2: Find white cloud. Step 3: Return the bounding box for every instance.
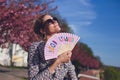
[57,0,96,27]
[63,11,96,20]
[69,24,77,32]
[79,0,92,6]
[79,11,96,19]
[55,0,96,25]
[82,21,92,25]
[68,23,93,38]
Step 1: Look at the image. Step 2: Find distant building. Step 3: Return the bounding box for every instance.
[0,43,28,67]
[0,47,10,66]
[78,69,100,80]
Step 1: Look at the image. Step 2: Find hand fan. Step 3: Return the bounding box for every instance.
[44,33,80,60]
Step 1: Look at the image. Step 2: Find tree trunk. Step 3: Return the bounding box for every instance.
[9,43,13,66]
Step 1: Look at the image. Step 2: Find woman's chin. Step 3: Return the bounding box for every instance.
[56,28,61,32]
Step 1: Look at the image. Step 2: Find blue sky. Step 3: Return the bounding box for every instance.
[52,0,120,67]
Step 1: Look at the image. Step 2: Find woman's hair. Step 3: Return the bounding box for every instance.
[34,14,47,36]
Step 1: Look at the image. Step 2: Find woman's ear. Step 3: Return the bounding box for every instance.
[40,29,46,34]
[40,29,46,39]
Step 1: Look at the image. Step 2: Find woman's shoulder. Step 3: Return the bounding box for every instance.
[31,41,45,46]
[29,41,45,49]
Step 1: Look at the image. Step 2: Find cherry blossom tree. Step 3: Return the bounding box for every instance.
[0,0,57,51]
[72,42,100,69]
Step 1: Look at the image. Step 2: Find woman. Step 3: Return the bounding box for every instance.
[28,14,77,80]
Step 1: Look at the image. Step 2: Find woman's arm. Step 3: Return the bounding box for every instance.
[64,51,78,80]
[49,50,71,73]
[66,61,78,80]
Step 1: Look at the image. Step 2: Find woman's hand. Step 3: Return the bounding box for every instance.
[56,50,72,64]
[49,51,72,73]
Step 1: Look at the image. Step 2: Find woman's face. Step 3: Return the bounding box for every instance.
[42,15,61,35]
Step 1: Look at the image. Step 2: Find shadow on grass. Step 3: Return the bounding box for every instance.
[0,69,10,73]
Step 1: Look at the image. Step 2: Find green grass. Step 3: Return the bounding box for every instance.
[0,65,28,69]
[22,77,28,80]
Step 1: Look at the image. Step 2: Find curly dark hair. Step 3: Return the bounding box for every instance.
[34,14,47,35]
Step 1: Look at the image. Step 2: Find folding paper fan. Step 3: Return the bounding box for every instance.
[44,33,80,60]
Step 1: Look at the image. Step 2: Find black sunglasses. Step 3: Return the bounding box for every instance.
[43,17,59,26]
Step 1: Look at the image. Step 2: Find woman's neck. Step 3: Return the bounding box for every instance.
[46,34,54,41]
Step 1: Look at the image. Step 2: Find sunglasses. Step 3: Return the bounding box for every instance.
[43,17,59,26]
